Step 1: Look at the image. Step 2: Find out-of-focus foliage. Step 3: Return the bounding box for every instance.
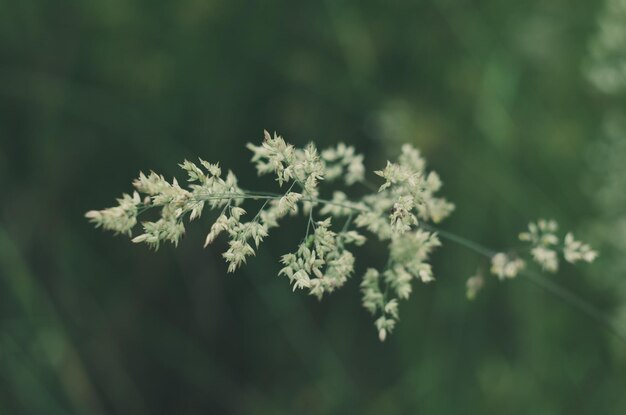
[0,0,624,414]
[585,0,626,94]
[585,0,626,365]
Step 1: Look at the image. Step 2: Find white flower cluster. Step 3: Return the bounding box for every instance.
[321,143,365,185]
[348,145,453,339]
[519,219,597,273]
[353,145,454,241]
[490,253,526,280]
[359,230,441,341]
[85,192,141,236]
[360,269,398,342]
[465,273,484,300]
[483,220,597,287]
[247,131,326,195]
[87,131,599,340]
[519,219,560,272]
[373,145,454,230]
[564,233,599,264]
[279,218,364,299]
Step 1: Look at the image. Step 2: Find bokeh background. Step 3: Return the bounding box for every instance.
[1,0,625,414]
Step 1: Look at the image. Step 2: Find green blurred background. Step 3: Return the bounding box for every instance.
[1,0,625,414]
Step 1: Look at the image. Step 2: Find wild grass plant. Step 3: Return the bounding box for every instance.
[87,131,600,340]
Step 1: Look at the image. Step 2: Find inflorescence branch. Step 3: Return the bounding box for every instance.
[86,130,600,341]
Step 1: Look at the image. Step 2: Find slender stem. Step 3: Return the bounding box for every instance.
[305,207,314,239]
[251,199,270,222]
[341,213,354,233]
[422,224,496,257]
[523,269,626,342]
[191,192,368,214]
[219,199,232,216]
